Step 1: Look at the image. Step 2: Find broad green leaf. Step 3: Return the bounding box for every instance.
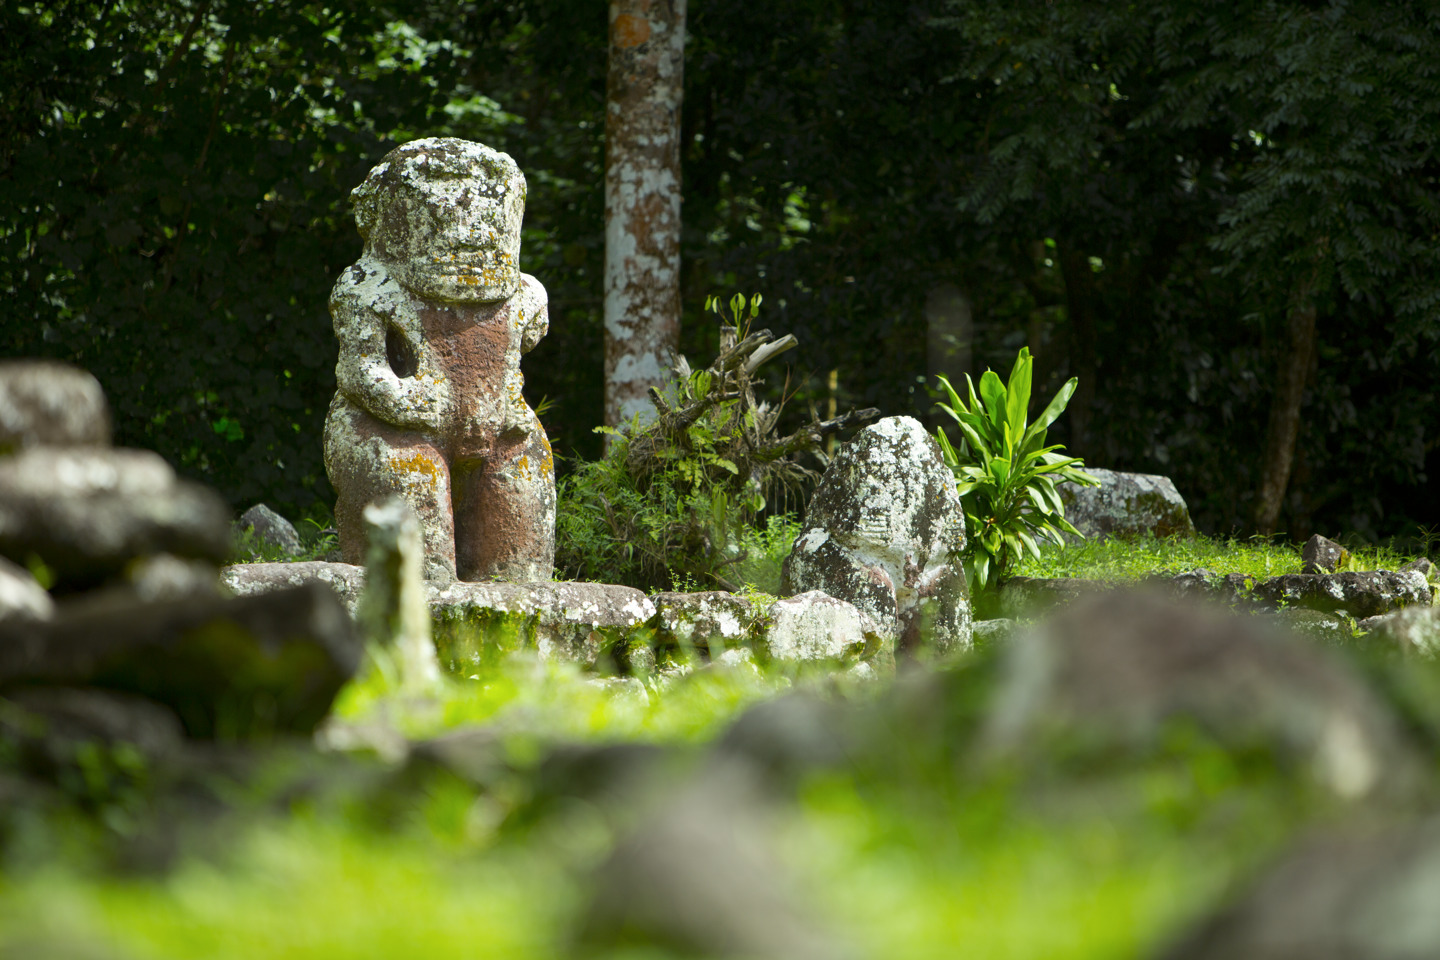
[1005,347,1033,438]
[979,369,1007,433]
[1025,376,1079,444]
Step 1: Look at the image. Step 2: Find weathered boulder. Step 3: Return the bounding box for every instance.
[221,561,367,613]
[782,416,970,656]
[1057,467,1194,540]
[238,503,302,558]
[763,590,888,666]
[0,448,231,588]
[984,591,1420,799]
[648,590,759,654]
[427,580,655,671]
[0,582,360,738]
[1250,570,1431,620]
[0,556,53,623]
[1161,818,1440,960]
[324,138,555,583]
[1301,533,1349,574]
[0,361,110,453]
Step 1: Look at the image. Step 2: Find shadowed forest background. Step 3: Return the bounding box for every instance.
[3,0,1438,542]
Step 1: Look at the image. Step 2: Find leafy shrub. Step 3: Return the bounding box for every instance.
[935,347,1097,590]
[555,295,877,591]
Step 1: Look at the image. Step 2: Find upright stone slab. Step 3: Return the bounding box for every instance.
[324,137,556,583]
[781,416,971,655]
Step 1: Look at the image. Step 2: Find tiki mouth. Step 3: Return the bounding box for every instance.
[431,250,514,277]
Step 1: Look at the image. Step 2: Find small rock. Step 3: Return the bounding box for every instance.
[0,582,360,738]
[972,618,1017,647]
[1271,607,1352,644]
[0,360,110,453]
[0,447,231,589]
[1057,467,1194,540]
[1357,605,1440,658]
[763,591,886,666]
[648,590,759,655]
[1161,818,1440,960]
[0,555,53,623]
[1399,557,1437,583]
[1301,533,1349,574]
[238,504,303,558]
[782,416,971,656]
[984,590,1421,799]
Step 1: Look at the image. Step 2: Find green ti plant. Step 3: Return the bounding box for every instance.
[934,347,1098,591]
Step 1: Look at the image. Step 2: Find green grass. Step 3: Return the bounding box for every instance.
[1014,532,1420,582]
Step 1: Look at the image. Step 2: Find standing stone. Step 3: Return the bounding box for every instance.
[1057,467,1194,540]
[357,496,440,687]
[0,360,110,453]
[1301,533,1348,574]
[781,416,971,656]
[324,137,556,584]
[239,503,303,558]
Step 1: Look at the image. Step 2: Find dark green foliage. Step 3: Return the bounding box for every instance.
[4,0,1439,543]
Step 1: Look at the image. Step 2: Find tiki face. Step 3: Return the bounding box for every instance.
[352,138,526,303]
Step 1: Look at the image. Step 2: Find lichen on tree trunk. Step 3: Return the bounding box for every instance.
[604,0,686,428]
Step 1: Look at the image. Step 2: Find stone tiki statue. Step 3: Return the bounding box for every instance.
[324,138,555,582]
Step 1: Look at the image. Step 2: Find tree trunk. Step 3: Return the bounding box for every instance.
[1057,242,1098,456]
[1253,292,1318,535]
[604,0,686,428]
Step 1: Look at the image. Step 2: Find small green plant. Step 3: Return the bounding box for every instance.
[935,347,1098,590]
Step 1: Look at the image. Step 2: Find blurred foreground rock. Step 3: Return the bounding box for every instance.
[575,760,847,960]
[984,590,1422,799]
[0,583,359,737]
[1162,818,1440,960]
[0,448,231,590]
[0,360,110,452]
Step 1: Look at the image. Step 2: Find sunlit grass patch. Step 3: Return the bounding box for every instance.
[1015,532,1417,582]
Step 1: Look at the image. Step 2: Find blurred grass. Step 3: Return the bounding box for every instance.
[5,526,1430,959]
[0,647,1331,960]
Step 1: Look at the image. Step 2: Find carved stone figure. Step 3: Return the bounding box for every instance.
[324,138,555,583]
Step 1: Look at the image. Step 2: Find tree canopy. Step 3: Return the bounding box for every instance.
[3,0,1437,542]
